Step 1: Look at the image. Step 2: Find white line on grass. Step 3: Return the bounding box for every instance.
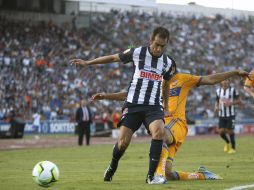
[225,184,254,190]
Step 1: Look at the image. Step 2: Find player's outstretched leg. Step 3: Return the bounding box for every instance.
[196,166,223,180]
[169,166,223,180]
[104,126,133,182]
[104,142,125,182]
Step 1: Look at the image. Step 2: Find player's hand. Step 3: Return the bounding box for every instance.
[237,70,250,79]
[224,101,232,107]
[69,59,88,67]
[91,93,105,101]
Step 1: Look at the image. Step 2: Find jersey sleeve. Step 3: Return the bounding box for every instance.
[118,48,134,64]
[183,74,202,89]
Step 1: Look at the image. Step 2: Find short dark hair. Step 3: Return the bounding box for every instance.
[151,27,169,41]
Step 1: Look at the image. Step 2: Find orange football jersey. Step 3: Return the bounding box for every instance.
[166,73,201,123]
[244,70,254,88]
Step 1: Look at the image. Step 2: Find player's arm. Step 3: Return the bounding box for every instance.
[162,78,171,117]
[162,58,176,117]
[162,79,169,111]
[224,90,242,107]
[199,70,249,85]
[70,54,121,67]
[70,48,134,67]
[231,96,241,105]
[214,94,219,113]
[214,101,219,112]
[91,92,127,102]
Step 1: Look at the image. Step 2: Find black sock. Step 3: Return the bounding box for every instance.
[148,139,163,177]
[110,143,125,172]
[229,134,236,149]
[220,133,230,144]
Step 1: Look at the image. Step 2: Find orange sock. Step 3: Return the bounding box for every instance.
[155,143,168,177]
[173,171,205,180]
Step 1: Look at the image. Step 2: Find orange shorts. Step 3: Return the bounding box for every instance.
[164,117,188,161]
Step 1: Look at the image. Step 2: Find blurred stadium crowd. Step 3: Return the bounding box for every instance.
[0,10,253,122]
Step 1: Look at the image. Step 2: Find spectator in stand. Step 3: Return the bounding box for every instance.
[111,110,121,129]
[32,110,41,133]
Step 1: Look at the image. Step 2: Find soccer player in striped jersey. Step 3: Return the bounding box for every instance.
[214,79,241,154]
[91,66,249,183]
[244,69,254,99]
[70,27,175,184]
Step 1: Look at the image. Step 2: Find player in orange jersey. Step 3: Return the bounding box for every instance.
[92,66,249,183]
[244,69,254,100]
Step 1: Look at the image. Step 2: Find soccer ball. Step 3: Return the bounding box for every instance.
[32,161,60,187]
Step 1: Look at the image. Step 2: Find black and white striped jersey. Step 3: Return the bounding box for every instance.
[216,87,239,117]
[119,46,174,106]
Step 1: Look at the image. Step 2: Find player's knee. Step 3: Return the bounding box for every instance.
[165,133,174,146]
[149,120,164,139]
[151,126,164,139]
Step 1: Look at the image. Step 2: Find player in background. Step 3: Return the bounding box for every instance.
[91,67,249,183]
[214,79,242,154]
[244,69,254,100]
[70,27,175,184]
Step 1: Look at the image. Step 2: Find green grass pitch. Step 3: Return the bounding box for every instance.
[0,135,254,190]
